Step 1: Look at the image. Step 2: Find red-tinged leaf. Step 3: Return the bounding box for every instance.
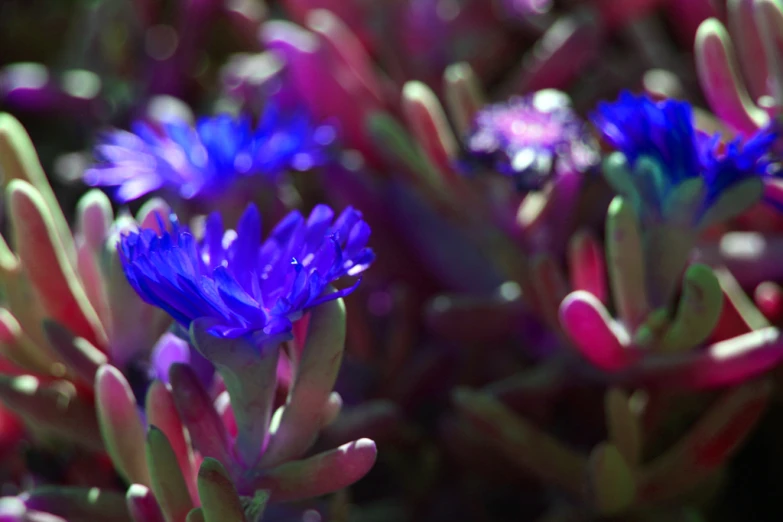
[0,114,77,268]
[755,0,783,105]
[76,190,113,253]
[510,13,601,93]
[559,292,636,372]
[729,0,771,101]
[146,381,198,504]
[168,364,233,469]
[568,231,607,305]
[76,242,110,330]
[521,170,584,257]
[695,18,768,135]
[95,365,150,486]
[305,9,385,105]
[246,438,377,501]
[0,401,24,455]
[8,181,107,348]
[629,327,783,390]
[291,313,310,361]
[0,308,60,373]
[42,320,106,387]
[127,485,165,522]
[755,281,783,323]
[0,375,102,450]
[401,81,459,181]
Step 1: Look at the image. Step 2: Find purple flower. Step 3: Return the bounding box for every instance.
[84,104,338,203]
[591,91,780,223]
[460,90,599,190]
[118,203,374,341]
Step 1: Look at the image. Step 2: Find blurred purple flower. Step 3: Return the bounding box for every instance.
[459,89,599,190]
[84,104,338,203]
[118,203,374,341]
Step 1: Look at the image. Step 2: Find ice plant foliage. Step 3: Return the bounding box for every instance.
[460,89,599,190]
[592,91,779,227]
[7,2,783,522]
[119,203,374,341]
[85,106,338,202]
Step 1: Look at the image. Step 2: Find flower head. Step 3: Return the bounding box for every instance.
[118,203,374,340]
[591,91,780,225]
[85,104,338,203]
[459,89,599,190]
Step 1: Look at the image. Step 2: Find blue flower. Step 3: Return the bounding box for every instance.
[591,91,779,223]
[85,104,338,202]
[459,90,599,190]
[118,203,374,340]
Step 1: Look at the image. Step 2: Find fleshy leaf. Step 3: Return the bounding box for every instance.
[695,18,768,134]
[168,363,233,468]
[262,297,346,466]
[127,485,164,522]
[606,196,648,329]
[146,427,194,522]
[638,380,770,502]
[452,388,585,494]
[588,443,636,514]
[401,81,459,180]
[444,62,485,136]
[190,320,280,469]
[7,180,106,348]
[0,374,102,450]
[247,439,377,501]
[604,388,642,467]
[22,487,131,522]
[660,264,723,352]
[559,291,635,372]
[42,320,106,386]
[146,380,197,503]
[197,459,246,522]
[95,365,150,486]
